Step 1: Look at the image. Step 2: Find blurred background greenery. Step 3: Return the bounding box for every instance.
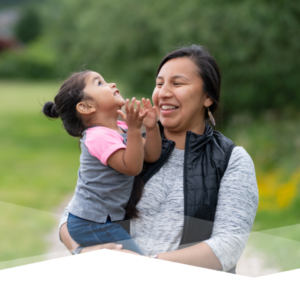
[0,0,299,272]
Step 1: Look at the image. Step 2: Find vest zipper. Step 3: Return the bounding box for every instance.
[179,132,190,245]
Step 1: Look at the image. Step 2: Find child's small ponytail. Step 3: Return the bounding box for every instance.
[43,101,60,118]
[43,70,91,138]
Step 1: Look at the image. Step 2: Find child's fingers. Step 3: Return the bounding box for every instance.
[143,98,149,109]
[135,100,141,116]
[125,99,130,114]
[147,99,154,109]
[146,98,152,111]
[129,97,136,114]
[117,110,126,121]
[139,109,148,119]
[152,105,157,113]
[139,103,145,114]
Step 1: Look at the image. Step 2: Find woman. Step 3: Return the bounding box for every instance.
[59,45,258,273]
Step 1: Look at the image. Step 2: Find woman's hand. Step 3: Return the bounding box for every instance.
[81,243,123,254]
[117,97,148,130]
[112,249,141,256]
[141,97,161,163]
[60,223,123,254]
[60,223,80,253]
[140,98,158,130]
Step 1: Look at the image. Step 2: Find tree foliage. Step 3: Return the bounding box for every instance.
[14,6,42,43]
[3,0,300,115]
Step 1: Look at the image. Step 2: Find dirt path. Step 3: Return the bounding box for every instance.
[45,196,72,260]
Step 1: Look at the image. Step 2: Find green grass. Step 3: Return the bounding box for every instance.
[0,112,80,210]
[0,81,81,210]
[0,81,81,265]
[0,202,55,263]
[0,80,130,267]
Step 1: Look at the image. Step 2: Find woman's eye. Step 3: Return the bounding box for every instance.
[174,82,182,85]
[156,83,163,86]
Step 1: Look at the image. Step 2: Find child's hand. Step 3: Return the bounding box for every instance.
[117,97,148,130]
[140,98,158,130]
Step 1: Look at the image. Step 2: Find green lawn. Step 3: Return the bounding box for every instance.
[0,81,81,265]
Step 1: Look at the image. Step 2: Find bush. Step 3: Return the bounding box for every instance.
[41,0,300,116]
[0,38,56,79]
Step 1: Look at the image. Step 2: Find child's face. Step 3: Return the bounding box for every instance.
[83,71,125,112]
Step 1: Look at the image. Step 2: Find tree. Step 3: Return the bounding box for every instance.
[15,7,42,44]
[12,0,300,115]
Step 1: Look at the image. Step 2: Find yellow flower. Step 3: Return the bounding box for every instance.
[257,169,300,211]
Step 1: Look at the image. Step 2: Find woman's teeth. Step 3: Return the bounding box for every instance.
[161,105,177,110]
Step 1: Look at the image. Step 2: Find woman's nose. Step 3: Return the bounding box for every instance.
[158,83,172,99]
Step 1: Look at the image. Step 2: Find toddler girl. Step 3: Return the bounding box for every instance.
[43,70,161,255]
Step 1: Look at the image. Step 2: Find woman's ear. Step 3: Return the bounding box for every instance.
[76,101,96,115]
[204,96,213,108]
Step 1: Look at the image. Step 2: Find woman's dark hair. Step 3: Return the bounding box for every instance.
[125,174,144,219]
[156,45,221,121]
[127,45,223,219]
[42,70,92,137]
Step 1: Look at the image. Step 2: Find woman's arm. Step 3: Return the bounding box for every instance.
[141,98,162,163]
[115,241,222,269]
[159,147,258,270]
[122,147,258,271]
[143,125,162,163]
[155,242,222,270]
[203,146,258,271]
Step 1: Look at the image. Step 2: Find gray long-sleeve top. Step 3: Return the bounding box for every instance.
[59,146,259,271]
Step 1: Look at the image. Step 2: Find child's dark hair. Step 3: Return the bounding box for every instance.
[43,69,141,219]
[43,70,92,137]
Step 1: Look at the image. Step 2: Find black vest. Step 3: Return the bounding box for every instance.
[120,122,236,272]
[142,122,235,246]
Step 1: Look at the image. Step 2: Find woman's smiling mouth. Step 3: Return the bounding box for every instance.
[160,104,179,114]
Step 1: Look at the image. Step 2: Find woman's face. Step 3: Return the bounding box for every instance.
[152,57,212,133]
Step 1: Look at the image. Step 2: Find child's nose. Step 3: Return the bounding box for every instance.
[109,82,116,88]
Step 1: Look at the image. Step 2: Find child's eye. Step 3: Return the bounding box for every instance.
[98,81,103,86]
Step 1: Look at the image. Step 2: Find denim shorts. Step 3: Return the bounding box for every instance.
[67,213,143,255]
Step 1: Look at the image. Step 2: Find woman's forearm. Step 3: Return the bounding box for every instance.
[60,223,80,253]
[144,124,162,162]
[156,242,223,270]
